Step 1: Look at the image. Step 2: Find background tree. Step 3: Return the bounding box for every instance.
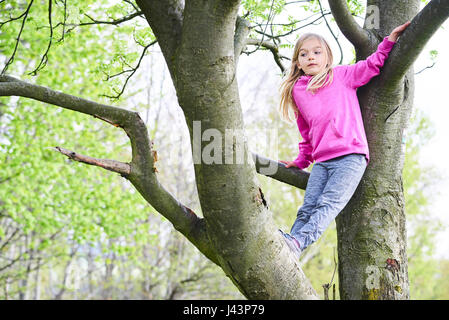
[1,0,449,299]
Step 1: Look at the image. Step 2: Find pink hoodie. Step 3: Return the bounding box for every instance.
[292,36,396,169]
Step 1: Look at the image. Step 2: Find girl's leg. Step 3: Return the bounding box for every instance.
[290,162,328,239]
[295,153,367,250]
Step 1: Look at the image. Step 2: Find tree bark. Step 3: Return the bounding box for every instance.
[326,0,449,300]
[334,0,416,300]
[165,0,317,299]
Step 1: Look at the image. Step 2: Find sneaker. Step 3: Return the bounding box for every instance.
[279,229,301,259]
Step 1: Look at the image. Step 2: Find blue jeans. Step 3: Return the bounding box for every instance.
[290,153,367,250]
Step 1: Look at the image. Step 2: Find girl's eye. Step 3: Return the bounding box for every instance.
[315,51,321,54]
[300,53,306,57]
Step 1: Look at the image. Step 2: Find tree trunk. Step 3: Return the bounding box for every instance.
[133,0,318,299]
[336,0,419,299]
[174,0,319,299]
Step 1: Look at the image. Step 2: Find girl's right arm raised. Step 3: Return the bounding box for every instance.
[341,36,396,88]
[340,21,410,88]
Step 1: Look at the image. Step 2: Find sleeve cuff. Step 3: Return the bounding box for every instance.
[380,36,396,50]
[293,158,310,170]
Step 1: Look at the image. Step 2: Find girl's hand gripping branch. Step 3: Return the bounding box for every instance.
[279,160,298,169]
[388,21,411,42]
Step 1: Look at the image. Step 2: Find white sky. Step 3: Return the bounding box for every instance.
[414,20,449,259]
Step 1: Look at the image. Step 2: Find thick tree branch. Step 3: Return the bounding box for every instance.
[135,0,183,73]
[0,75,219,265]
[328,0,370,50]
[252,153,310,190]
[234,16,251,67]
[380,0,449,88]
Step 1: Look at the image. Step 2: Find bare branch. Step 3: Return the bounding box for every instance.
[0,228,20,253]
[254,9,328,28]
[253,11,332,41]
[245,38,288,73]
[245,0,278,56]
[58,0,67,42]
[0,4,28,28]
[0,226,63,273]
[52,146,131,177]
[252,153,309,190]
[123,0,140,12]
[52,8,144,42]
[415,62,436,75]
[79,11,144,27]
[318,0,343,65]
[0,0,34,75]
[103,40,157,100]
[29,0,53,75]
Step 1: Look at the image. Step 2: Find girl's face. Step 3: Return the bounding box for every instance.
[296,38,328,76]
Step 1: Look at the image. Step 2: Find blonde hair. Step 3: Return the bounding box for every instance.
[279,33,334,123]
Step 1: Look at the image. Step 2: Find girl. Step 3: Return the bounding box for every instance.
[278,21,411,258]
